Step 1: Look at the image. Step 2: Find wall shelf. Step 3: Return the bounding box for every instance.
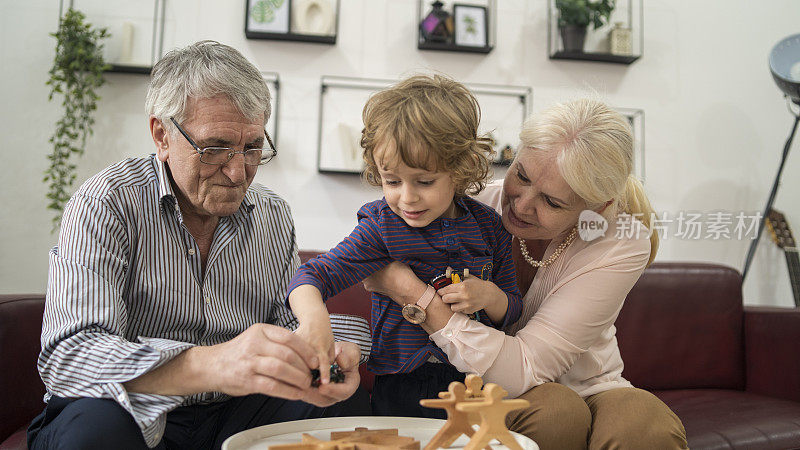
[61,0,166,75]
[245,0,339,45]
[547,0,643,65]
[417,0,496,54]
[550,51,640,65]
[316,76,532,174]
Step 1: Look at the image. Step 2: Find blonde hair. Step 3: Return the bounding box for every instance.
[360,74,494,196]
[518,99,659,265]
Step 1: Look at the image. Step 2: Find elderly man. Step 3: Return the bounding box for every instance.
[28,41,371,449]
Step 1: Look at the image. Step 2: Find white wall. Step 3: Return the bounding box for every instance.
[2,0,799,307]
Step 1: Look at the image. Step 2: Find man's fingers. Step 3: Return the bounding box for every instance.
[334,342,360,370]
[260,324,318,369]
[251,356,312,390]
[251,374,305,400]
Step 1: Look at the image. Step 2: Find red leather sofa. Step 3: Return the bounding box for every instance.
[2,258,799,449]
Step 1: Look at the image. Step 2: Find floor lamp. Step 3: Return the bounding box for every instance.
[742,33,800,279]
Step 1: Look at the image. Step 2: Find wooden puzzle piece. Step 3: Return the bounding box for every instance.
[269,428,419,450]
[420,378,491,450]
[455,384,530,450]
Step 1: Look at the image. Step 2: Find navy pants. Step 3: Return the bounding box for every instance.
[371,363,465,419]
[27,388,370,450]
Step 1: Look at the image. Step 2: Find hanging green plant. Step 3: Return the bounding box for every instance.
[45,8,110,228]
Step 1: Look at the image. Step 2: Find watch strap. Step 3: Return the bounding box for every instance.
[416,285,436,310]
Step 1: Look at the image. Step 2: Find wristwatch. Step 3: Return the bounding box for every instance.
[402,285,436,324]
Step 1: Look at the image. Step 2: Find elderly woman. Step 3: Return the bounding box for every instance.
[365,99,687,449]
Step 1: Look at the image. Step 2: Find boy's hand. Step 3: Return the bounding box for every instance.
[302,341,362,407]
[295,319,335,385]
[437,277,507,323]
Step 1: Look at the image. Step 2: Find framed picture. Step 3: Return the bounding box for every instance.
[453,4,488,48]
[246,0,291,35]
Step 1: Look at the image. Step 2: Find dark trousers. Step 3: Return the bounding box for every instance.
[27,388,371,450]
[371,363,465,419]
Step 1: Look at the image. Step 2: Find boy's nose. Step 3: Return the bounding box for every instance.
[400,186,419,204]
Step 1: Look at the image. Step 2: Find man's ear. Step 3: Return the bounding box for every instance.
[150,116,170,162]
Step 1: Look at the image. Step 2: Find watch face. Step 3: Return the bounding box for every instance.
[402,304,426,324]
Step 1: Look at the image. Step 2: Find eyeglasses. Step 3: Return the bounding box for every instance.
[169,117,277,166]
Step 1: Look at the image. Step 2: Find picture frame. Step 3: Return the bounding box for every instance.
[246,0,291,36]
[453,4,488,48]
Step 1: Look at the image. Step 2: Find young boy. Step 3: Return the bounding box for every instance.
[288,74,522,417]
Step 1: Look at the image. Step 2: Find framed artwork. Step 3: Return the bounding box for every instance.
[453,4,488,48]
[246,0,291,35]
[614,107,645,181]
[316,76,532,174]
[262,72,280,148]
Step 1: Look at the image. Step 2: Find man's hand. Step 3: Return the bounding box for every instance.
[203,323,318,399]
[437,277,508,324]
[301,341,362,407]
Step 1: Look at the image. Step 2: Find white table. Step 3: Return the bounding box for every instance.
[222,416,539,450]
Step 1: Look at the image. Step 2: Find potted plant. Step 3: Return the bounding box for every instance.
[555,0,615,52]
[45,8,110,228]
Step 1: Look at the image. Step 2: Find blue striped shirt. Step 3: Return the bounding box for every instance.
[288,197,522,376]
[39,155,371,448]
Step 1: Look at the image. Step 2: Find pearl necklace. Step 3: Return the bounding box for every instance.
[518,227,578,269]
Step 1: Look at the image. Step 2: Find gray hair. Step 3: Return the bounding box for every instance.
[145,40,270,128]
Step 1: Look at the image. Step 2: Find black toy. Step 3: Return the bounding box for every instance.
[310,362,345,387]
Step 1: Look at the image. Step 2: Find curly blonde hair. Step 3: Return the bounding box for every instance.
[361,74,494,196]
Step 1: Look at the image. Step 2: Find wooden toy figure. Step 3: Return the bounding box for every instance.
[456,384,530,450]
[420,380,489,450]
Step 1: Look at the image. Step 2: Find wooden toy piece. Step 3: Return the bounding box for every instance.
[463,374,483,398]
[420,381,491,450]
[269,428,419,450]
[329,428,398,440]
[455,384,531,450]
[445,267,453,278]
[463,268,469,279]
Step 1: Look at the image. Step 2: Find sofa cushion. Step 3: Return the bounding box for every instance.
[655,389,800,449]
[0,295,45,444]
[616,263,745,391]
[0,428,26,450]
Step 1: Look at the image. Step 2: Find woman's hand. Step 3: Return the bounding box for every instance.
[437,277,509,325]
[362,261,426,305]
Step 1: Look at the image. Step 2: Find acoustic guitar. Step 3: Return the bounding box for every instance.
[765,208,800,307]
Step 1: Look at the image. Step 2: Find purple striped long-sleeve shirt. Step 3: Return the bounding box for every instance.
[287,197,522,376]
[40,156,371,447]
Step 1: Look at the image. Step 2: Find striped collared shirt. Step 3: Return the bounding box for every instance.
[39,155,370,448]
[287,197,522,376]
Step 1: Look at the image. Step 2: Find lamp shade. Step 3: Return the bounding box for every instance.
[770,33,800,103]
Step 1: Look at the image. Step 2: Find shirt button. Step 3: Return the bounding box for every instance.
[443,330,454,338]
[442,220,450,227]
[205,296,211,304]
[188,248,195,255]
[446,238,455,245]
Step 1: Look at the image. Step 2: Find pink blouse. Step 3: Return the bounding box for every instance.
[430,180,650,398]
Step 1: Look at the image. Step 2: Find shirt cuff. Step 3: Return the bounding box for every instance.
[330,313,372,365]
[430,313,504,376]
[103,383,185,448]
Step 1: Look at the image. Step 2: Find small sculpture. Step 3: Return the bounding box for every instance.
[420,375,530,450]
